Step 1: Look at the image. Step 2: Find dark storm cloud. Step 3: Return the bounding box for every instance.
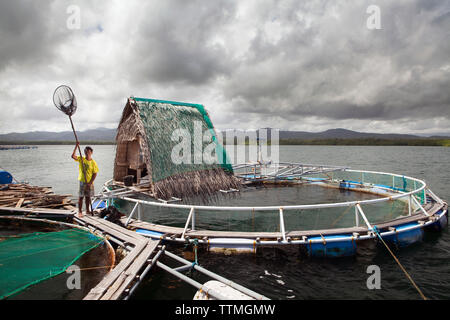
[0,0,448,134]
[0,1,60,70]
[221,0,450,123]
[126,1,237,85]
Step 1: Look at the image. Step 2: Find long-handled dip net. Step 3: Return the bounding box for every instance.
[53,85,77,116]
[53,85,93,214]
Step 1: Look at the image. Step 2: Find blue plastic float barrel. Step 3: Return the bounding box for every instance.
[306,235,357,258]
[382,223,424,248]
[339,181,356,189]
[0,170,13,184]
[425,210,448,232]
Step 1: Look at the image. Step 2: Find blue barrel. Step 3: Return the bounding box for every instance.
[339,181,349,189]
[383,223,424,248]
[306,235,357,258]
[425,210,448,232]
[0,170,13,184]
[339,181,357,190]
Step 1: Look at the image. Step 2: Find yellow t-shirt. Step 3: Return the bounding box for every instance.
[74,156,99,183]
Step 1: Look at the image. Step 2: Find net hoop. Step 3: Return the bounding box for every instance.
[53,85,78,116]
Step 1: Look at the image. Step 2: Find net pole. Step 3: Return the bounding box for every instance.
[69,115,93,214]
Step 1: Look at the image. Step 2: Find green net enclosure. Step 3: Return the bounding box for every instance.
[0,228,103,299]
[114,97,239,199]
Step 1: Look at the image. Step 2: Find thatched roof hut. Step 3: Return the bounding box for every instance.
[113,97,240,200]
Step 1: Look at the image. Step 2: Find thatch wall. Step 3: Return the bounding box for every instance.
[114,98,240,199]
[113,99,152,183]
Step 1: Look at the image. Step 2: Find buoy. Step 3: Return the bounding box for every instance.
[306,235,357,258]
[193,280,254,300]
[0,170,13,185]
[383,223,424,248]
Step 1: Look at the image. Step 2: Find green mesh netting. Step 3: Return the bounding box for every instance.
[0,228,103,299]
[134,98,232,183]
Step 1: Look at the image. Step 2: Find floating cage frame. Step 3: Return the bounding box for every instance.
[94,162,448,258]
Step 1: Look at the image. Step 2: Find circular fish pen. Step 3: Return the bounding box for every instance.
[100,162,448,258]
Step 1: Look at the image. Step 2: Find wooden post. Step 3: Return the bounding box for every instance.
[137,169,141,185]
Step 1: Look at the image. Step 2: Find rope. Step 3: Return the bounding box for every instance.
[191,238,199,269]
[372,226,427,300]
[75,265,114,271]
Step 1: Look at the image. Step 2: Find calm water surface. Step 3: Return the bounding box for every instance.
[1,145,449,299]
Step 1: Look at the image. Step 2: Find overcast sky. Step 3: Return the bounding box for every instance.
[0,0,449,135]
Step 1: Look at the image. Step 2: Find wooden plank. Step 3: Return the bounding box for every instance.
[97,220,144,241]
[374,203,446,229]
[15,198,25,208]
[125,219,183,234]
[188,230,282,238]
[78,216,140,245]
[83,215,144,241]
[0,195,15,200]
[0,206,74,216]
[83,241,147,300]
[100,273,128,300]
[109,240,160,300]
[38,203,73,209]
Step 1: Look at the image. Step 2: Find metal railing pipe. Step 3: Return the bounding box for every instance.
[164,250,269,300]
[125,202,139,226]
[279,208,286,242]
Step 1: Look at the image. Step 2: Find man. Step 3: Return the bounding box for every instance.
[71,142,99,217]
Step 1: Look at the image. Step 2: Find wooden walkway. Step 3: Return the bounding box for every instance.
[0,206,74,219]
[74,214,160,300]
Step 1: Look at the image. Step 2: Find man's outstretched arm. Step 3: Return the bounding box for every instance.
[71,142,79,160]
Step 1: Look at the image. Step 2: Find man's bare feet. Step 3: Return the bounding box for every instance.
[77,212,84,218]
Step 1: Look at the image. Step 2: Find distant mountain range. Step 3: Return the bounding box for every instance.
[0,127,449,143]
[0,128,116,142]
[220,128,450,141]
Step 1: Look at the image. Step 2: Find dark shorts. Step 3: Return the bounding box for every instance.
[79,181,94,198]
